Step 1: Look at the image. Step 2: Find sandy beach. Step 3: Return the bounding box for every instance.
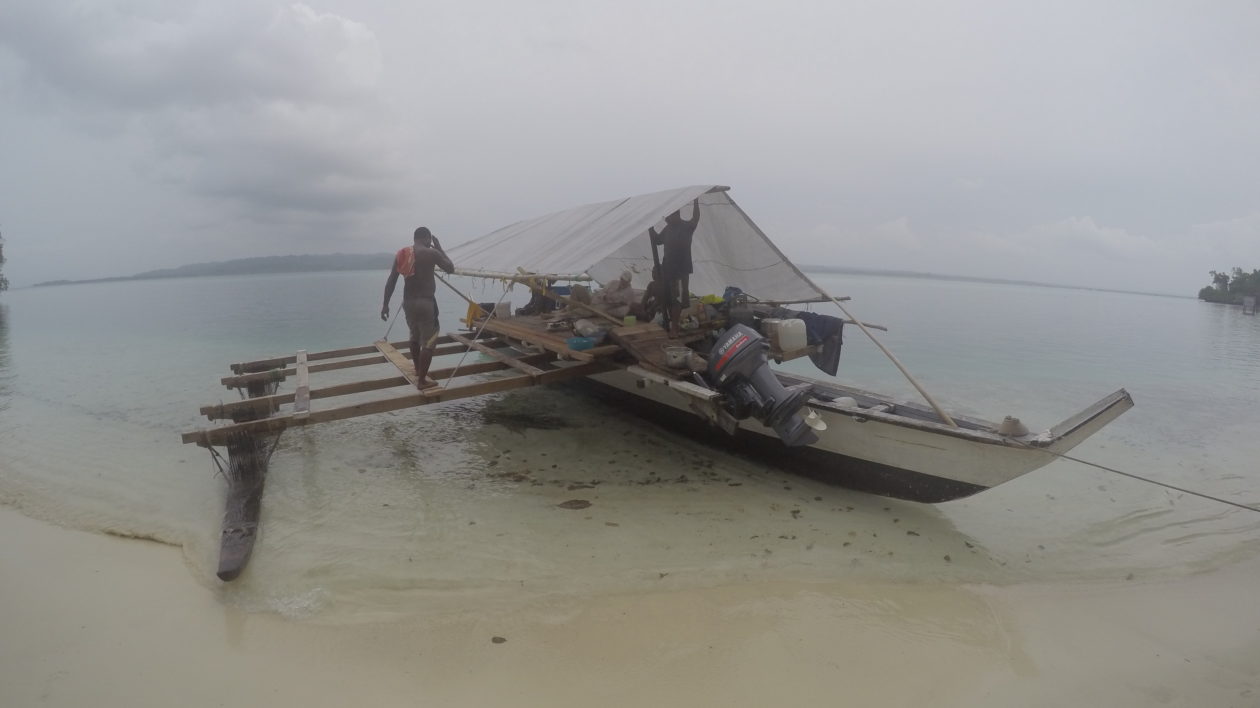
[3,506,1255,708]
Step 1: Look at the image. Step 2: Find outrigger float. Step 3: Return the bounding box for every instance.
[183,185,1133,581]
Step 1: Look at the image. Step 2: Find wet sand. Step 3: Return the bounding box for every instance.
[3,506,1255,708]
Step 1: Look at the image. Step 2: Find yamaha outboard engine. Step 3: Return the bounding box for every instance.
[706,324,819,447]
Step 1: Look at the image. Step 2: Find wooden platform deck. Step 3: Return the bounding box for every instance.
[476,315,710,378]
[474,315,624,362]
[190,317,817,446]
[183,314,820,581]
[184,333,616,447]
[185,328,631,581]
[607,322,708,377]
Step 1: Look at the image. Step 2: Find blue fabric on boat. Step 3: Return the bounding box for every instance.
[771,307,844,377]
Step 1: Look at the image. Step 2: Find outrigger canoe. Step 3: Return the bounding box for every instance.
[183,184,1132,580]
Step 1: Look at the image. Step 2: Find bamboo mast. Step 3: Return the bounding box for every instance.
[824,294,958,428]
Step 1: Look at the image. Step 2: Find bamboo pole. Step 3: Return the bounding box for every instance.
[823,294,958,428]
[510,268,626,327]
[436,273,481,308]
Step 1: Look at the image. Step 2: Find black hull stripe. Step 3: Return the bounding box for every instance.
[573,379,988,504]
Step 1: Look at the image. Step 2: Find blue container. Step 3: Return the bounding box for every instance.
[566,336,597,351]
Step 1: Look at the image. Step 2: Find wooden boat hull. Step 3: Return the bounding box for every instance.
[580,368,1133,503]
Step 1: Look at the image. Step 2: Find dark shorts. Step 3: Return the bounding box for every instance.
[403,297,439,348]
[664,271,690,307]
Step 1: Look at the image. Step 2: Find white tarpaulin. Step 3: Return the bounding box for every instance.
[447,185,829,303]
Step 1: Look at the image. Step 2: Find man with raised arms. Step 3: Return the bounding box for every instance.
[649,197,701,336]
[381,227,455,389]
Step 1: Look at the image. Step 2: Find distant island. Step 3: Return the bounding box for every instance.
[801,265,1185,299]
[33,253,393,288]
[30,252,1190,299]
[1197,267,1259,305]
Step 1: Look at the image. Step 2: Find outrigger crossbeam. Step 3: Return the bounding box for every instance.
[183,328,628,581]
[186,334,618,447]
[183,312,824,581]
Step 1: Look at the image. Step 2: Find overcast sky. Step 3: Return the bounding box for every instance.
[1,0,1257,293]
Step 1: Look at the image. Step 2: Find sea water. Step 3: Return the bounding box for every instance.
[0,271,1257,621]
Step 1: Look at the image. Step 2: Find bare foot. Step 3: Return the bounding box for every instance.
[416,377,439,390]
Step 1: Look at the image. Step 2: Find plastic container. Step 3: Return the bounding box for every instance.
[573,319,603,337]
[662,346,691,368]
[623,315,637,326]
[761,318,782,341]
[760,318,784,349]
[777,318,807,352]
[566,336,598,351]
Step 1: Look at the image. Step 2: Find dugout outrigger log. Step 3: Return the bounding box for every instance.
[183,185,1133,581]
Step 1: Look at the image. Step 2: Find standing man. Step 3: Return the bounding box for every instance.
[382,227,454,389]
[649,197,700,336]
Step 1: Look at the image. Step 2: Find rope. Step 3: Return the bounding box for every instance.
[438,272,500,307]
[207,445,228,479]
[264,429,285,464]
[437,279,514,390]
[382,303,402,341]
[818,291,959,427]
[1015,443,1260,514]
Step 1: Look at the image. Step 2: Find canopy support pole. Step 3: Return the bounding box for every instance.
[821,292,959,428]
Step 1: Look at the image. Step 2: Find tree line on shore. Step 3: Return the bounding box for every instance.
[1199,267,1259,304]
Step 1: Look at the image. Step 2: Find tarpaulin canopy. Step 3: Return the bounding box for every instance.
[447,185,830,303]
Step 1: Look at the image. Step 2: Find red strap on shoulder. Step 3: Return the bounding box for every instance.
[395,247,416,277]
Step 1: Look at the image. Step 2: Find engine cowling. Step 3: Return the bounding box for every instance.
[706,325,819,448]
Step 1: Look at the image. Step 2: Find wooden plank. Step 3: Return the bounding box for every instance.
[293,350,310,417]
[222,354,387,387]
[478,317,574,352]
[374,340,418,387]
[611,322,666,338]
[220,339,505,388]
[228,332,497,373]
[185,360,615,446]
[625,365,720,400]
[609,322,709,378]
[449,332,547,378]
[231,340,407,374]
[477,317,625,362]
[205,377,405,419]
[576,344,623,361]
[202,354,556,420]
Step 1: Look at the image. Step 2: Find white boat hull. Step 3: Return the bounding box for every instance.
[579,368,1133,503]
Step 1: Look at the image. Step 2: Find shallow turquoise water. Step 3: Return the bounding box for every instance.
[0,271,1256,620]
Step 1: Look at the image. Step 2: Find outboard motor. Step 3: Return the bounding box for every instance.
[706,324,820,447]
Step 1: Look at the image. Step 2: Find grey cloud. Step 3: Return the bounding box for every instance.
[1,1,404,220]
[1,0,1258,292]
[2,2,379,109]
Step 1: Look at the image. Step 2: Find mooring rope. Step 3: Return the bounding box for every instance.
[1014,442,1260,514]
